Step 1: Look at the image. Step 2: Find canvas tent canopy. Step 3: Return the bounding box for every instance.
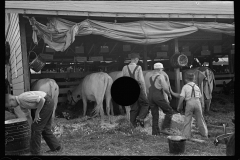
[27,17,235,52]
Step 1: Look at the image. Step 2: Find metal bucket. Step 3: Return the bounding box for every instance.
[5,118,31,155]
[29,51,46,72]
[167,136,186,154]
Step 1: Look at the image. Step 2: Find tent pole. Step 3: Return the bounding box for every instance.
[143,45,147,70]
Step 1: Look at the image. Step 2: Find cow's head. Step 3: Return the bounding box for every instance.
[66,90,81,107]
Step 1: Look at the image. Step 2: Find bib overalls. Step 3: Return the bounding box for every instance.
[148,75,173,135]
[127,65,149,127]
[182,83,208,139]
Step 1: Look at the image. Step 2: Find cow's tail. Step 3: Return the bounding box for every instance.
[92,75,109,117]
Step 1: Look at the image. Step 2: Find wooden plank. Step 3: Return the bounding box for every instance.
[12,82,24,90]
[59,87,75,94]
[10,27,20,51]
[5,1,234,15]
[215,74,234,78]
[30,71,94,79]
[6,13,18,42]
[12,75,23,85]
[13,89,24,96]
[11,67,23,77]
[16,60,23,70]
[20,15,31,92]
[8,16,19,48]
[57,81,81,86]
[215,79,232,85]
[16,51,22,64]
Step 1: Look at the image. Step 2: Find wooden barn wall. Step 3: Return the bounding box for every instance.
[6,13,24,96]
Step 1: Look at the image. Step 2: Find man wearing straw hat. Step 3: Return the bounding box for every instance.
[171,72,208,139]
[5,91,62,155]
[122,53,149,128]
[148,62,174,135]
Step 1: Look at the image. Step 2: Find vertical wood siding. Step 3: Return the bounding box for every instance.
[6,13,24,96]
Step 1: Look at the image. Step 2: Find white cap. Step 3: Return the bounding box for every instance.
[154,63,164,69]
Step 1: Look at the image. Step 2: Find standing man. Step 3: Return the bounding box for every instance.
[170,73,208,139]
[148,63,174,135]
[5,91,62,155]
[122,53,149,128]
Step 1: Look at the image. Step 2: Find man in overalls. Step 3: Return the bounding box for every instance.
[122,53,149,128]
[148,63,174,135]
[5,91,62,155]
[170,73,208,139]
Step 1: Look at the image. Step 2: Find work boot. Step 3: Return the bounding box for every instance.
[136,118,144,128]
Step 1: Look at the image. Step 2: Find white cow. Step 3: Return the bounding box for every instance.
[67,72,113,124]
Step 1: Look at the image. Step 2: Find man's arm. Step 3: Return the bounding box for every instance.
[177,96,185,112]
[159,75,170,95]
[34,97,45,123]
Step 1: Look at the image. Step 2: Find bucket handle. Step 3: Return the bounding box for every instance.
[29,51,39,65]
[5,136,14,145]
[17,125,28,130]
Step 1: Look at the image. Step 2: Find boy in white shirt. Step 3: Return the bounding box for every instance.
[171,72,208,139]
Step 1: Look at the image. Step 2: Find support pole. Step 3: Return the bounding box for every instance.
[143,45,148,70]
[174,39,181,108]
[19,15,31,92]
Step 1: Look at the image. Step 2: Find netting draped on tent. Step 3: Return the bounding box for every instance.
[28,17,235,52]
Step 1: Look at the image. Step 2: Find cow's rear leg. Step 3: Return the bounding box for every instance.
[82,97,87,117]
[125,106,131,122]
[119,105,125,115]
[98,103,105,124]
[205,99,211,114]
[110,100,114,116]
[106,96,112,124]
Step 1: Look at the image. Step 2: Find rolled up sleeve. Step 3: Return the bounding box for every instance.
[137,67,147,94]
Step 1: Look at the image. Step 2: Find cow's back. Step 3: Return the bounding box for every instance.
[31,78,59,98]
[108,71,123,82]
[82,72,112,101]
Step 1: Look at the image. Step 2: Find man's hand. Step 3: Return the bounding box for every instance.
[34,113,41,123]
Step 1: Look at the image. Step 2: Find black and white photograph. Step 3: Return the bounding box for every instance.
[5,1,234,157]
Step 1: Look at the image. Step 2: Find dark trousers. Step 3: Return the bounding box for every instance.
[130,89,149,127]
[30,94,60,155]
[150,98,173,135]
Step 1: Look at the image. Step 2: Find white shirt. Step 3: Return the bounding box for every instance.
[122,62,147,94]
[16,91,46,109]
[180,82,202,101]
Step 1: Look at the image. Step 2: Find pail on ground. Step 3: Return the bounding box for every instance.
[5,117,31,155]
[167,136,186,154]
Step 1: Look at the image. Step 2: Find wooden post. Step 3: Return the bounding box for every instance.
[174,39,181,107]
[143,45,147,70]
[19,15,31,92]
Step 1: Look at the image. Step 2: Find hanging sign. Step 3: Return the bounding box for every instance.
[74,56,87,62]
[89,56,103,61]
[201,50,211,56]
[40,54,53,60]
[156,52,168,58]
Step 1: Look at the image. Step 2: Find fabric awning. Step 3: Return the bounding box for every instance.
[29,17,235,52]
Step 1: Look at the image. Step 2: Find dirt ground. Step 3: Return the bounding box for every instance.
[41,93,234,156]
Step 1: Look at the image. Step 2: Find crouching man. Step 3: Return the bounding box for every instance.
[5,91,62,155]
[170,73,208,139]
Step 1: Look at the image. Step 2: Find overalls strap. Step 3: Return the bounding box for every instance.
[150,75,160,87]
[127,65,139,79]
[187,84,196,97]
